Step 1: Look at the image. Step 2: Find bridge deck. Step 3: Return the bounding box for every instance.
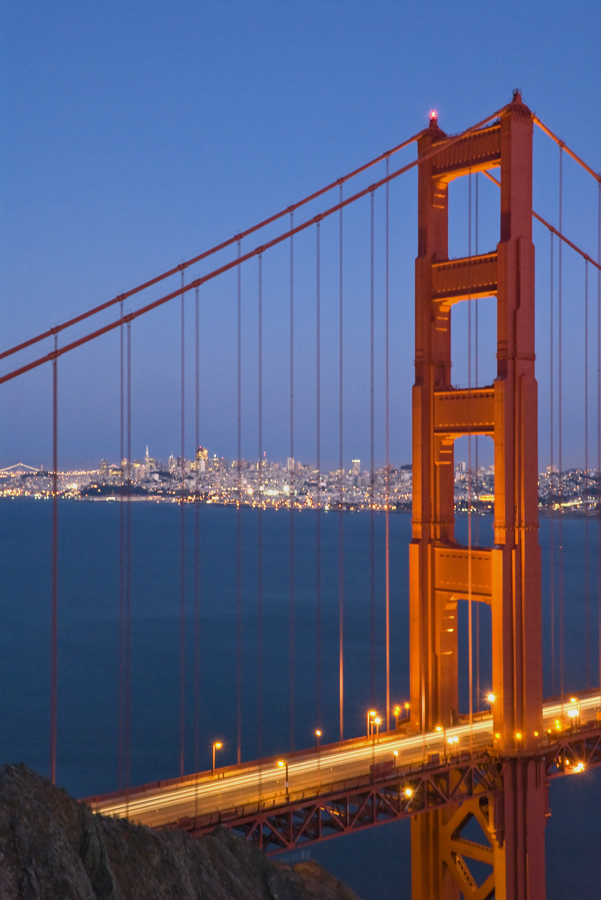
[84,691,601,852]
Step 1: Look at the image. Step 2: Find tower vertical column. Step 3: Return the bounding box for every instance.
[409,92,545,899]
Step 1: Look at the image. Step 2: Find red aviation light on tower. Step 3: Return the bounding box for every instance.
[429,109,438,125]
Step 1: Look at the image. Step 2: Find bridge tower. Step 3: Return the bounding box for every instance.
[409,92,546,898]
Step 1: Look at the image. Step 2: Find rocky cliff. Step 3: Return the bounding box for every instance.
[0,764,361,900]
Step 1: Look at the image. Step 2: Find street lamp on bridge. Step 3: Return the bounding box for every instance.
[277,759,289,800]
[366,709,377,738]
[212,741,222,774]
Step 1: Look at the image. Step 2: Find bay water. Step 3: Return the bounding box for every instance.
[1,500,599,898]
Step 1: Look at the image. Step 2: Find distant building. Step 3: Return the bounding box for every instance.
[352,459,360,476]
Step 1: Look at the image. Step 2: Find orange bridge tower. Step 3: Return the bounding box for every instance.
[409,91,546,898]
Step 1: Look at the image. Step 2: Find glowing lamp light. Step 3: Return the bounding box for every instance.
[277,760,285,768]
[515,732,522,741]
[404,702,410,710]
[487,693,496,704]
[574,762,585,773]
[404,787,413,798]
[494,732,501,740]
[568,707,579,719]
[534,731,539,737]
[429,109,437,121]
[315,730,321,738]
[393,705,401,717]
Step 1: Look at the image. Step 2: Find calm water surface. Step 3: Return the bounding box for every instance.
[1,501,599,898]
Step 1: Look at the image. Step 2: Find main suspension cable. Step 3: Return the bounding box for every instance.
[0,134,424,365]
[533,116,601,184]
[1,106,512,386]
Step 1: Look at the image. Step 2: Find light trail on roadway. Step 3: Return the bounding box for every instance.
[88,692,601,829]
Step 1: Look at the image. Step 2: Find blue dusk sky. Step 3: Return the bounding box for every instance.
[1,0,599,470]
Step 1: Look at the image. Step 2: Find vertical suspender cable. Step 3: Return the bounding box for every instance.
[50,332,58,784]
[257,253,264,770]
[125,322,132,796]
[180,271,186,777]
[316,223,322,729]
[338,189,344,742]
[467,173,473,741]
[195,285,201,786]
[474,175,480,709]
[289,214,295,751]
[558,148,565,704]
[237,240,243,766]
[385,160,390,732]
[597,181,601,694]
[550,234,556,694]
[119,303,125,789]
[370,190,376,705]
[585,261,590,684]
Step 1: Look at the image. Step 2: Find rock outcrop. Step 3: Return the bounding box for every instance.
[0,764,361,900]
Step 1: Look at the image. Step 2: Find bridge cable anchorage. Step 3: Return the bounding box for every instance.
[50,332,58,785]
[289,212,295,753]
[550,232,556,695]
[370,188,376,706]
[194,283,202,794]
[236,240,243,768]
[0,106,513,385]
[0,133,423,367]
[338,186,344,742]
[315,220,322,736]
[385,157,390,733]
[533,116,601,184]
[180,270,186,779]
[559,146,565,711]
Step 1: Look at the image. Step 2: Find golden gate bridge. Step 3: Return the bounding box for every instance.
[2,91,601,899]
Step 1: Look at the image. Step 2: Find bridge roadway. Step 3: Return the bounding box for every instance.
[86,691,601,831]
